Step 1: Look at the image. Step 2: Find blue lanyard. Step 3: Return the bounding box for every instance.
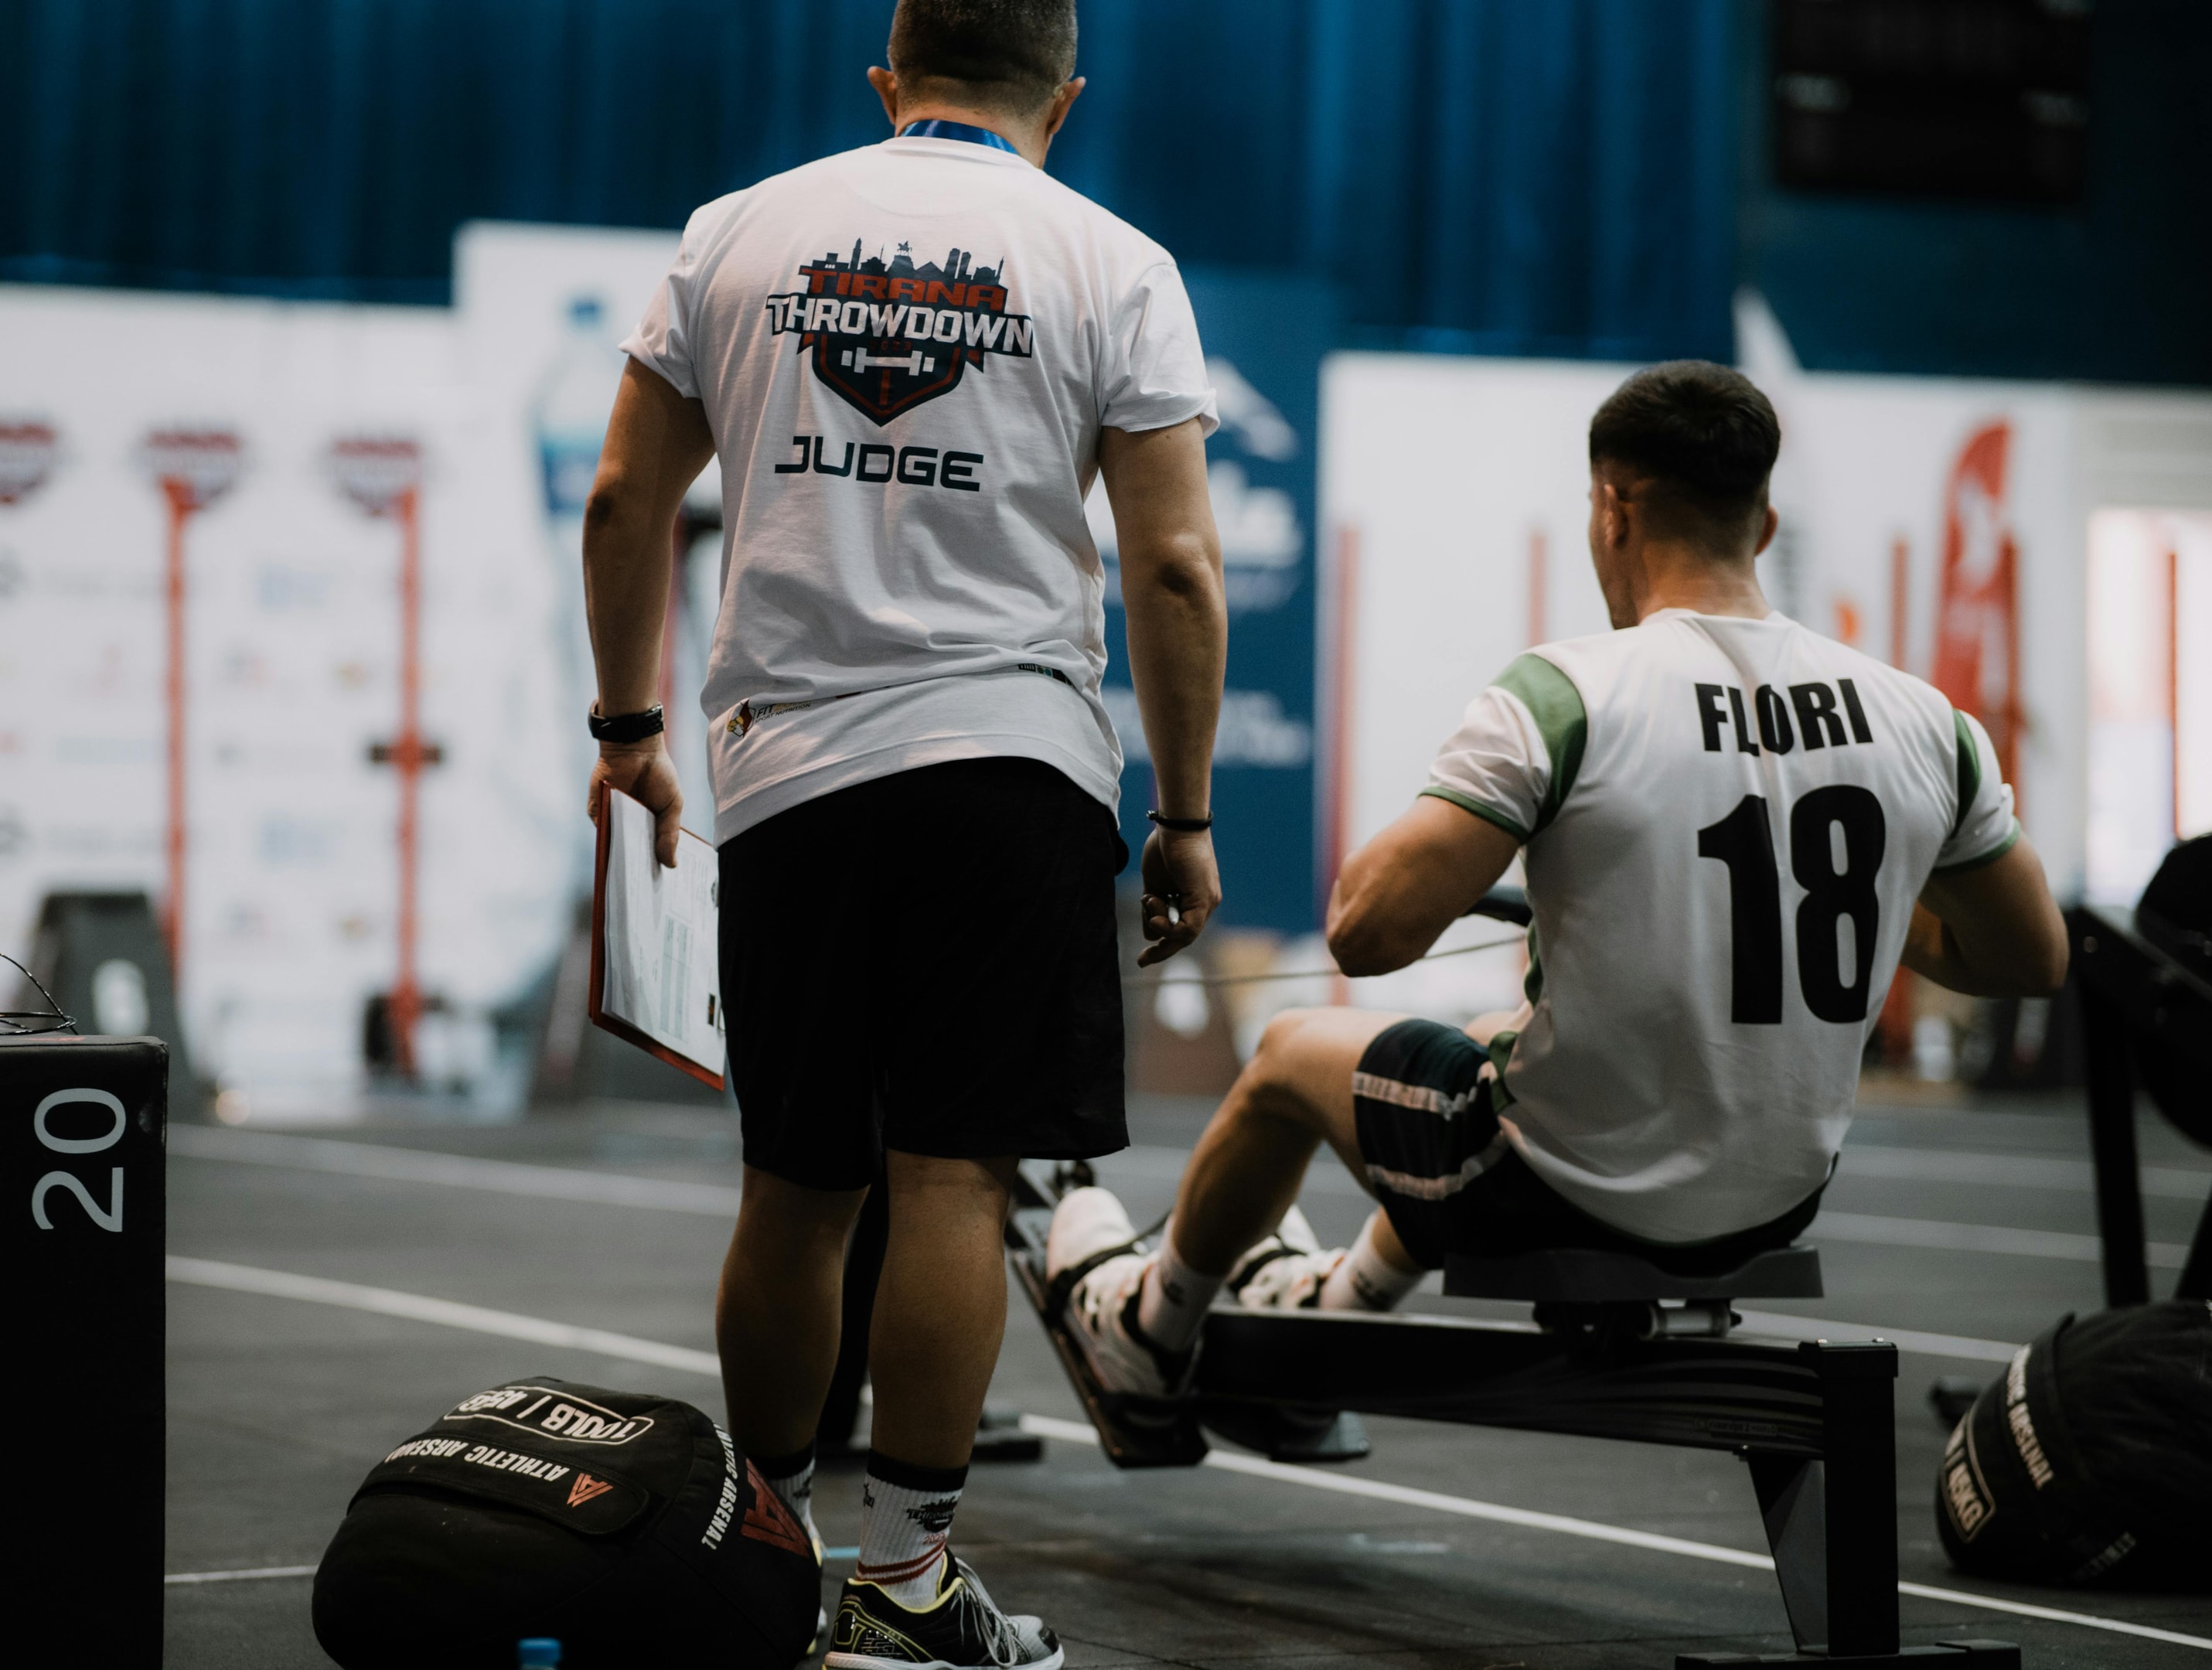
[898,119,1017,154]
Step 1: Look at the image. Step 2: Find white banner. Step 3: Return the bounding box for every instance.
[1321,315,2212,923]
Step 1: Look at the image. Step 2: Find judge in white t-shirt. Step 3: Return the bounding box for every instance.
[577,4,1225,1664]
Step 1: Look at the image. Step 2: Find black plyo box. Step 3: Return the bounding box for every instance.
[7,1034,167,1665]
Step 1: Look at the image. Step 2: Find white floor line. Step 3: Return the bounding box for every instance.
[1731,1310,2021,1364]
[172,1253,2023,1395]
[1020,1415,1777,1571]
[1893,1582,2212,1650]
[165,1564,318,1586]
[170,1259,2210,1652]
[1839,1144,2211,1201]
[178,1126,2201,1271]
[1813,1210,2189,1269]
[166,1257,723,1377]
[169,1126,743,1215]
[1017,1414,2212,1651]
[165,1552,864,1584]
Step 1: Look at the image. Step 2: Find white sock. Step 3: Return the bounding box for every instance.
[1319,1212,1424,1312]
[856,1452,965,1608]
[752,1444,818,1545]
[1135,1226,1223,1354]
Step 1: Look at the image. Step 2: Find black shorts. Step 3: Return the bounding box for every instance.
[721,756,1128,1191]
[1351,1018,1822,1270]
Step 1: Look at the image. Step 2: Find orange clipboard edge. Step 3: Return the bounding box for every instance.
[587,790,727,1093]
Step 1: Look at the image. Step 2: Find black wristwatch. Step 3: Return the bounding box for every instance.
[588,704,665,744]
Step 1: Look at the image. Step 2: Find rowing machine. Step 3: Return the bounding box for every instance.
[1007,1160,2019,1668]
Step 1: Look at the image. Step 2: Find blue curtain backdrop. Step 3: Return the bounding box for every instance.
[0,0,1739,363]
[9,1,2204,380]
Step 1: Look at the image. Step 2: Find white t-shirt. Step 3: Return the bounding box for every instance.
[622,134,1217,843]
[1423,609,2019,1243]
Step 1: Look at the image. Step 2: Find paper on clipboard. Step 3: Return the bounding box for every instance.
[589,787,724,1089]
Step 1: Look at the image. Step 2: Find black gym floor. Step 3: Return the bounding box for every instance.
[166,1089,2212,1668]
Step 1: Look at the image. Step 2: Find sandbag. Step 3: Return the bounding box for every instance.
[1936,1300,2212,1590]
[2139,833,2212,981]
[313,1378,820,1668]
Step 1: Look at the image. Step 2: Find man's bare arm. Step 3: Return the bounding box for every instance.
[581,358,717,865]
[1099,418,1226,966]
[1903,835,2069,997]
[1328,796,1522,977]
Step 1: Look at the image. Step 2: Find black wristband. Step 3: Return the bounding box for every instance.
[588,704,665,744]
[1147,809,1213,832]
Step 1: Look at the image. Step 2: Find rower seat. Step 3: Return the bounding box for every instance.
[1444,1244,1823,1339]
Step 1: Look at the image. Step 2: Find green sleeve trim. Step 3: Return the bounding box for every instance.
[1950,708,1982,842]
[1932,819,2022,876]
[1418,786,1529,844]
[1494,653,1587,833]
[1521,922,1544,1006]
[1485,1028,1519,1108]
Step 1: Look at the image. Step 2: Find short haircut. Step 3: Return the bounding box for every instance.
[888,0,1077,115]
[1588,361,1780,544]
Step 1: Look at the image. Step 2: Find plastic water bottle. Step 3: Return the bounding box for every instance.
[534,296,621,520]
[517,1639,561,1668]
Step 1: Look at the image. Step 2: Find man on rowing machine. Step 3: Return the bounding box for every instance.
[1048,360,2070,1397]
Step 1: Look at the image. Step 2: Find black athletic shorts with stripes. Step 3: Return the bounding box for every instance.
[1351,1018,1822,1270]
[721,756,1129,1192]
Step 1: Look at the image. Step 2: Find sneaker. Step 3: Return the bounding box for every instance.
[1045,1187,1194,1399]
[826,1553,1062,1670]
[1225,1204,1346,1310]
[1044,1184,1141,1276]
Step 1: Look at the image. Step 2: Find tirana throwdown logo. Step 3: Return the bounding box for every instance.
[766,239,1034,425]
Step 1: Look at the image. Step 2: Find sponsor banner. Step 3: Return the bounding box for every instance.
[452,223,721,874]
[0,282,571,1109]
[2,243,1337,1096]
[1095,271,1335,932]
[1321,321,2212,928]
[2086,507,2212,903]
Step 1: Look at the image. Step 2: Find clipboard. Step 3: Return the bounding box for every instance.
[588,786,726,1089]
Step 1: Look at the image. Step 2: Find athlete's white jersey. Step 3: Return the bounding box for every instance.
[1423,608,2018,1242]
